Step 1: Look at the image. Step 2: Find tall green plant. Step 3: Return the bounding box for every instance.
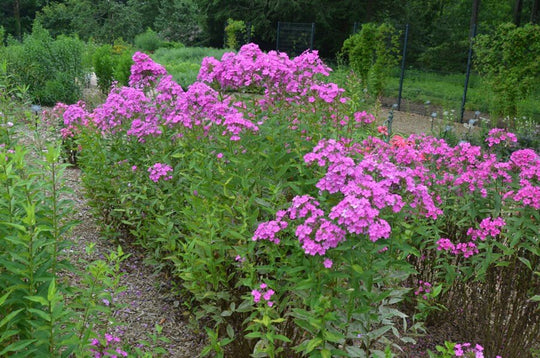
[340,23,400,98]
[224,19,251,50]
[2,21,86,105]
[474,22,540,122]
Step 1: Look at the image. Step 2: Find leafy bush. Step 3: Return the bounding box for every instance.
[341,23,400,98]
[134,28,163,53]
[2,22,87,105]
[55,44,538,358]
[92,43,134,93]
[474,23,540,122]
[224,18,251,50]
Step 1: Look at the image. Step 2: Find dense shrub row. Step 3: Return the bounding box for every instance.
[0,22,87,106]
[51,44,539,357]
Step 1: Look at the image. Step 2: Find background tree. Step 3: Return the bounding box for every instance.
[154,0,203,45]
[474,22,540,121]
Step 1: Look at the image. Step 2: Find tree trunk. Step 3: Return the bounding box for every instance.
[513,0,523,26]
[14,0,21,40]
[532,0,539,24]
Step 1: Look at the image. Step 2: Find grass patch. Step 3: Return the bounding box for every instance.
[329,66,540,122]
[151,47,232,88]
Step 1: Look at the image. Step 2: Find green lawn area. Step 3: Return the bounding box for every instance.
[151,47,231,88]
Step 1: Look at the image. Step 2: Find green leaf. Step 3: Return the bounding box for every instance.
[0,309,24,329]
[0,339,36,355]
[345,345,366,357]
[245,331,264,339]
[48,278,57,302]
[305,337,323,353]
[24,295,48,306]
[518,257,532,270]
[321,348,332,358]
[323,330,345,343]
[28,308,51,322]
[226,324,235,339]
[0,292,10,306]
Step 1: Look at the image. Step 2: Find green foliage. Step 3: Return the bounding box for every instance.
[0,94,173,356]
[36,0,144,43]
[341,23,400,98]
[154,0,203,45]
[93,44,135,93]
[224,18,251,50]
[2,21,87,106]
[93,45,116,93]
[151,47,230,88]
[474,23,540,121]
[134,28,163,53]
[0,26,5,46]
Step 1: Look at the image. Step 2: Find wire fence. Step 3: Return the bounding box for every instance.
[276,22,315,56]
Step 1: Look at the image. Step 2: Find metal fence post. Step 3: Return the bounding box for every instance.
[276,22,281,51]
[397,24,409,111]
[310,23,315,50]
[460,23,477,123]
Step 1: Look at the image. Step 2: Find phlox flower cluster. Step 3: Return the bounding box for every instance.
[454,342,485,358]
[93,86,150,135]
[198,43,331,100]
[485,128,518,147]
[59,52,260,143]
[394,134,538,210]
[51,101,90,139]
[254,136,445,256]
[251,283,275,307]
[89,333,128,358]
[507,149,540,209]
[414,280,432,300]
[255,132,538,261]
[354,111,375,124]
[437,217,505,258]
[437,238,479,258]
[467,217,506,241]
[148,163,173,182]
[197,43,361,132]
[129,52,167,89]
[253,195,346,256]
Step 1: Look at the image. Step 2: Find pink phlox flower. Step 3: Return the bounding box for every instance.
[252,282,275,307]
[148,163,173,182]
[323,258,333,268]
[485,128,518,147]
[129,51,167,88]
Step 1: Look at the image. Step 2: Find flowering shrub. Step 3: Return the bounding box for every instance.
[54,44,539,357]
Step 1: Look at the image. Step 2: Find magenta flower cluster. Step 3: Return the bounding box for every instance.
[89,333,128,358]
[467,217,506,241]
[198,43,331,99]
[251,283,275,307]
[50,101,90,138]
[414,280,432,300]
[148,163,173,182]
[454,342,485,358]
[485,128,517,147]
[53,51,260,143]
[254,131,538,261]
[129,51,167,89]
